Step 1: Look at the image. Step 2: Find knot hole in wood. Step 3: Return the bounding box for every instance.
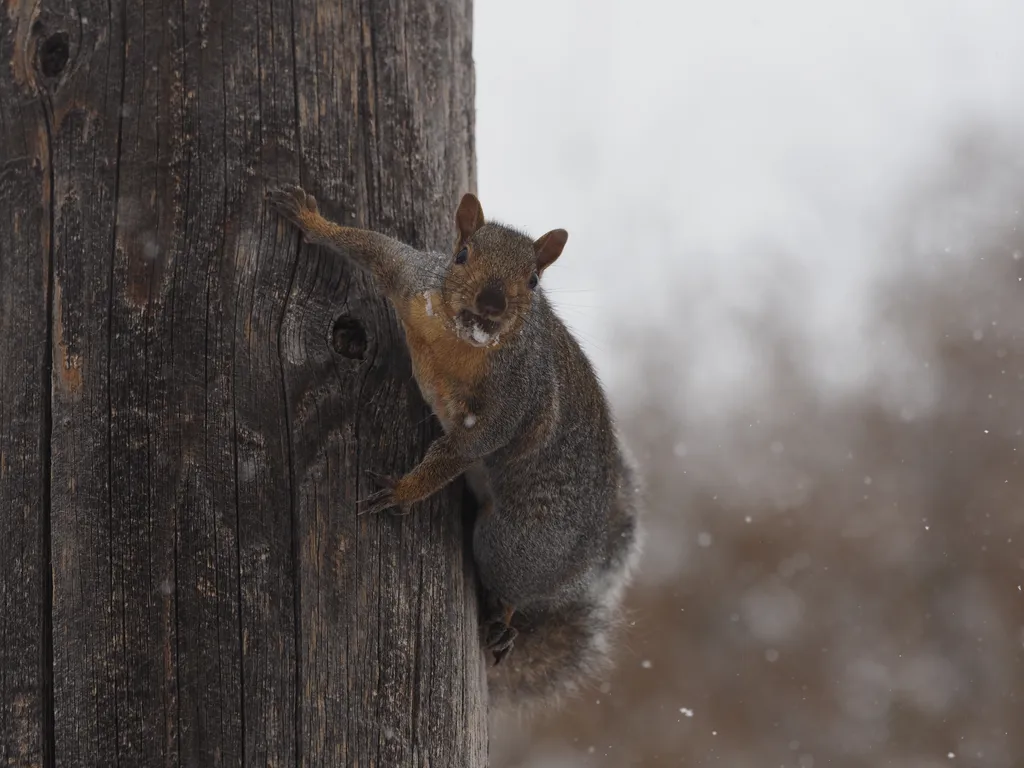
[331,315,367,359]
[36,29,69,78]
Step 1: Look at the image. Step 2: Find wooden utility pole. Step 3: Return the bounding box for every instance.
[0,0,485,764]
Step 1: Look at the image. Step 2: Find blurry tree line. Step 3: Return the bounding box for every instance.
[492,127,1024,768]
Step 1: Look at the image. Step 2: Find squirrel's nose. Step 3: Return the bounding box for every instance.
[475,283,506,316]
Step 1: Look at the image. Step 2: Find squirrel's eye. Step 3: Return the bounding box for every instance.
[528,272,539,290]
[455,247,468,265]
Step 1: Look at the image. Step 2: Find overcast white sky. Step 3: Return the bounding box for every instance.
[474,0,1024,405]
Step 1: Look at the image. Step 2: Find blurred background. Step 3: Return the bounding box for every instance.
[474,1,1024,766]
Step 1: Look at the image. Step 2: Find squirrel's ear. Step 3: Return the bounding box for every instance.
[533,229,568,274]
[455,193,485,244]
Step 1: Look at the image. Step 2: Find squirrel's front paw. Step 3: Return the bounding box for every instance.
[358,470,409,516]
[266,184,319,230]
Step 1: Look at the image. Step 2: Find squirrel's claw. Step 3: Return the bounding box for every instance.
[491,644,514,666]
[358,471,407,516]
[484,621,518,665]
[358,489,397,516]
[266,184,319,227]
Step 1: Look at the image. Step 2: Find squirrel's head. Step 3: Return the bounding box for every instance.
[440,192,568,348]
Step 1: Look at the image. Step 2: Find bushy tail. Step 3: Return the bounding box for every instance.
[485,599,623,711]
[486,509,642,711]
[486,436,645,712]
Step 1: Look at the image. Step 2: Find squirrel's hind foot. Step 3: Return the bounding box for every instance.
[484,621,518,665]
[483,601,519,665]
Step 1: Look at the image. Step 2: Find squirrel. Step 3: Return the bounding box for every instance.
[267,183,643,710]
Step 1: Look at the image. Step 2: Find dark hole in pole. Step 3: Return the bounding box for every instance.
[39,32,70,78]
[332,315,367,359]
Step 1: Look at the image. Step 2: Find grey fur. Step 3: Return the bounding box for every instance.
[267,185,644,711]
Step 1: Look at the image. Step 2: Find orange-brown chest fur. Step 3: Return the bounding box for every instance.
[398,291,490,430]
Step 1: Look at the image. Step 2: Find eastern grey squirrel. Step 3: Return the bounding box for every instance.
[267,184,643,710]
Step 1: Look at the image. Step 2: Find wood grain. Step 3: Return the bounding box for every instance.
[0,4,52,764]
[0,0,484,764]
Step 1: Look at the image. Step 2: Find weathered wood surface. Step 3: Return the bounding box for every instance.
[0,0,485,765]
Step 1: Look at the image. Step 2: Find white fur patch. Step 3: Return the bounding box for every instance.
[463,413,477,428]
